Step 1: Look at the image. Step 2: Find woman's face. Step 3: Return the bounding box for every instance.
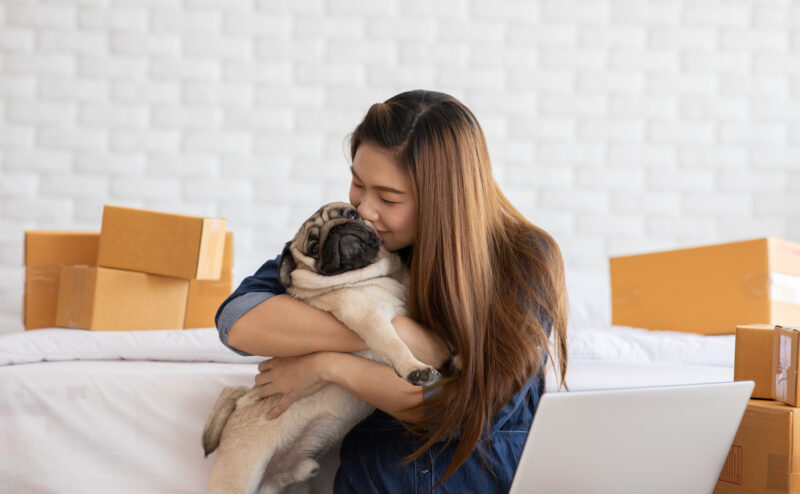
[349,141,417,252]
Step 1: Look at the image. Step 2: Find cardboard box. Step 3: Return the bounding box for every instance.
[24,231,100,330]
[55,266,189,331]
[715,399,800,494]
[184,274,233,329]
[610,238,800,335]
[97,205,226,280]
[773,326,800,407]
[184,232,234,329]
[735,324,779,399]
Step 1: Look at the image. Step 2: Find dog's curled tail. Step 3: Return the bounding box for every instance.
[202,385,249,457]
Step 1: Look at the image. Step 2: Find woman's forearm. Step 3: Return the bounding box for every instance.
[226,294,369,357]
[320,352,425,422]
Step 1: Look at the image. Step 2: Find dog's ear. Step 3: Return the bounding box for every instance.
[278,241,296,288]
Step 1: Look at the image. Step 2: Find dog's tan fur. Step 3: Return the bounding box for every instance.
[202,202,439,494]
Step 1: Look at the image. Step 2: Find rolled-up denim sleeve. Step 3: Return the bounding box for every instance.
[216,292,276,356]
[215,254,287,356]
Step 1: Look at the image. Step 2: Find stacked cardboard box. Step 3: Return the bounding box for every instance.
[24,232,100,329]
[24,205,233,331]
[716,324,800,493]
[610,238,800,335]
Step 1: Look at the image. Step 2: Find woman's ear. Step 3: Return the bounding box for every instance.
[278,242,296,288]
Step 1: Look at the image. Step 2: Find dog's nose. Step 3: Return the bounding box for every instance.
[338,234,363,257]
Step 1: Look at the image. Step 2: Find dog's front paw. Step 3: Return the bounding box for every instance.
[406,366,441,387]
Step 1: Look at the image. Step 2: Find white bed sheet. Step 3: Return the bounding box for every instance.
[0,324,736,494]
[1,359,257,494]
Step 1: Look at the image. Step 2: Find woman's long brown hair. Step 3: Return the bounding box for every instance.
[349,90,568,484]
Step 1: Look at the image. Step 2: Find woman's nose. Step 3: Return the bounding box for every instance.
[357,200,378,222]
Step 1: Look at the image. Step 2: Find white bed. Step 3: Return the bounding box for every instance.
[0,272,736,493]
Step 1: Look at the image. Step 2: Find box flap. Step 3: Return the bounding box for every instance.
[222,232,234,272]
[195,218,226,280]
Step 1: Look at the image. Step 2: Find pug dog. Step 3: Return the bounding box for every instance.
[202,202,441,494]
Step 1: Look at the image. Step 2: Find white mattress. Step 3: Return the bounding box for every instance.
[0,319,736,493]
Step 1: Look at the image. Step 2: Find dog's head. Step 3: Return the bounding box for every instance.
[278,202,382,288]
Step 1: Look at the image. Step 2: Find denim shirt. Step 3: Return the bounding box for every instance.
[334,375,543,493]
[215,254,546,493]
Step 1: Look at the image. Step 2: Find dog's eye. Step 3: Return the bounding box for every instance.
[346,210,359,220]
[307,240,319,256]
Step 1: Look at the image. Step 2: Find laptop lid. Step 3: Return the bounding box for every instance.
[509,381,753,494]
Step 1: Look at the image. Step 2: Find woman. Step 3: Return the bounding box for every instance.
[216,89,568,492]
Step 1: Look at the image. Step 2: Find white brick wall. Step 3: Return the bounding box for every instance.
[1,0,799,332]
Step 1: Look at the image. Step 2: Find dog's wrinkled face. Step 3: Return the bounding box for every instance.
[278,202,382,287]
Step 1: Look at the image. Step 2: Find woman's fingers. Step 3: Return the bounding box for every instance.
[254,372,271,387]
[257,382,277,398]
[266,395,291,420]
[250,353,325,419]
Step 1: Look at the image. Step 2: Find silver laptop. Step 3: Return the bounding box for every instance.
[509,381,753,494]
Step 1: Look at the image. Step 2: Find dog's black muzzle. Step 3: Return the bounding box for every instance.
[319,222,380,276]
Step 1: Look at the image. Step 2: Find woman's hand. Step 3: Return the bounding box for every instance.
[392,316,451,370]
[254,353,330,420]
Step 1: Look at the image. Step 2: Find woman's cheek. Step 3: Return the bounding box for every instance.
[348,184,360,207]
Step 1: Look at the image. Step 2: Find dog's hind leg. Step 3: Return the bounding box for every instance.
[207,393,284,494]
[209,435,278,494]
[203,385,249,456]
[259,391,372,493]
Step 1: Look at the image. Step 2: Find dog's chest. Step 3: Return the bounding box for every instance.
[302,279,407,317]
